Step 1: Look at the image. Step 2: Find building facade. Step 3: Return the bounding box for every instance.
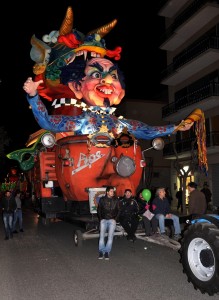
[158,0,219,207]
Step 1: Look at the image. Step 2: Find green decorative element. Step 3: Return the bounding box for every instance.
[0,182,16,192]
[7,131,50,171]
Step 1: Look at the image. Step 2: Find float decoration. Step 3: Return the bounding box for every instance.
[112,127,136,148]
[7,130,51,171]
[174,108,208,175]
[31,6,122,101]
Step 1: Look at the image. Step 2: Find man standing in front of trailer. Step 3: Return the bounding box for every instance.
[97,186,119,260]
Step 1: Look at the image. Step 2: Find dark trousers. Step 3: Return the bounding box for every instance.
[142,215,158,236]
[119,216,139,238]
[177,199,183,212]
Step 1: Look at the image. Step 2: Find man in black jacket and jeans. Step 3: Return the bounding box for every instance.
[1,190,17,240]
[97,186,119,260]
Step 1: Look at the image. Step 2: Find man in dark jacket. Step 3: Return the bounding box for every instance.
[1,190,17,240]
[152,187,181,240]
[118,189,139,242]
[188,182,207,216]
[97,186,119,260]
[200,183,212,209]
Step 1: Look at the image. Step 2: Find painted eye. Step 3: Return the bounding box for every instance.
[111,73,118,80]
[91,72,101,79]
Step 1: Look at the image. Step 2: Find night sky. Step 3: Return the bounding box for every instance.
[1,1,167,152]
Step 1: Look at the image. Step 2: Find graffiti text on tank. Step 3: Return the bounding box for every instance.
[72,151,105,175]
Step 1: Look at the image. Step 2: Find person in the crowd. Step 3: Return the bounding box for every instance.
[118,189,139,241]
[1,190,17,240]
[188,182,207,216]
[13,190,24,233]
[201,183,212,209]
[176,187,183,213]
[136,190,158,236]
[97,186,119,260]
[152,187,181,240]
[165,187,173,208]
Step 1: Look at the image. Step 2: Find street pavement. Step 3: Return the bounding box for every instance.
[0,208,218,300]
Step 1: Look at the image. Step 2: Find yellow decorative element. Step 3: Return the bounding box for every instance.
[114,127,136,148]
[33,63,47,75]
[26,129,47,147]
[88,125,115,148]
[173,108,203,133]
[59,6,74,36]
[195,110,208,174]
[87,19,117,38]
[174,108,208,174]
[74,46,107,57]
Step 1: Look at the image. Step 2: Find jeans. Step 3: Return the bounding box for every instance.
[13,209,23,230]
[155,214,181,235]
[3,212,14,238]
[99,219,116,254]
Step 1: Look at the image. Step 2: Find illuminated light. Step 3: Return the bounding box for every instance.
[180,165,189,175]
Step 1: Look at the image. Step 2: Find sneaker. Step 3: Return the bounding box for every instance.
[13,230,18,234]
[98,252,104,260]
[20,229,24,232]
[4,237,9,240]
[104,252,110,260]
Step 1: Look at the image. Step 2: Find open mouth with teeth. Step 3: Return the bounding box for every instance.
[95,85,114,98]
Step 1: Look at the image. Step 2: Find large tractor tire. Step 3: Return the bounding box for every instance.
[180,222,219,296]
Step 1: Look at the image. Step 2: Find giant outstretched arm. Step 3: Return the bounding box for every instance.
[24,78,193,139]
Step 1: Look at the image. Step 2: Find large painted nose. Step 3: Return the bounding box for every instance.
[101,74,113,84]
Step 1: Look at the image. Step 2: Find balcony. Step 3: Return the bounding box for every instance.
[161,35,219,86]
[163,131,219,159]
[158,0,191,18]
[160,0,219,51]
[162,70,219,122]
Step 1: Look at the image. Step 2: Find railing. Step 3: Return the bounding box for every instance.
[160,0,219,44]
[163,131,219,156]
[161,35,219,80]
[162,71,219,118]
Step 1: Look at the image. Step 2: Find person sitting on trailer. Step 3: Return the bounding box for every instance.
[118,189,139,242]
[136,190,158,237]
[152,187,181,241]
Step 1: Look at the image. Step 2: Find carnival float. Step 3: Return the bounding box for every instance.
[7,6,206,214]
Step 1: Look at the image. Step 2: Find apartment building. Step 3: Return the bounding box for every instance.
[158,0,219,207]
